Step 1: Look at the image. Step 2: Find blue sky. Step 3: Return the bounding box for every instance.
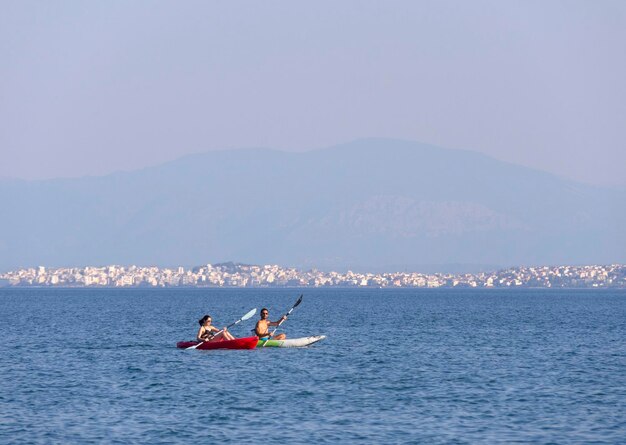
[1,1,625,186]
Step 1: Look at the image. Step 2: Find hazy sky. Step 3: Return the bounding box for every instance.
[2,1,625,186]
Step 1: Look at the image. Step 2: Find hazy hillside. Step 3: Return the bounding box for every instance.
[1,138,624,272]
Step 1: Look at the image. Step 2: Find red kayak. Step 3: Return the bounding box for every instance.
[177,336,258,350]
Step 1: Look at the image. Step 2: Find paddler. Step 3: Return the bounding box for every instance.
[197,315,236,342]
[255,308,287,340]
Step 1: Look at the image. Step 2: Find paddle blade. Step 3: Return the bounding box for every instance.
[241,308,257,321]
[293,295,303,308]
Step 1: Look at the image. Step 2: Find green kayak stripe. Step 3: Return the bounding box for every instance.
[256,339,283,347]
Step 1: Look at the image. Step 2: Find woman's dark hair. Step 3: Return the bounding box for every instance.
[198,315,212,325]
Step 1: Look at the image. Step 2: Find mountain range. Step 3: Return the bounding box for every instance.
[1,138,624,272]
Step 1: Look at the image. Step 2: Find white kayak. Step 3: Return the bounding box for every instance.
[256,335,326,348]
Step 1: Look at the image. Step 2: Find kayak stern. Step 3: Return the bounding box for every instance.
[256,335,326,348]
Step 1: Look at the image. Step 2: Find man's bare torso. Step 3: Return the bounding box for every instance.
[255,319,270,337]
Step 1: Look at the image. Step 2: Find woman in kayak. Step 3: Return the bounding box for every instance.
[197,315,235,342]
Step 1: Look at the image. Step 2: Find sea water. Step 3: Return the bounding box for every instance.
[1,288,625,444]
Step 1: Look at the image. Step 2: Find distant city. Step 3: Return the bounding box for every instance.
[1,262,625,289]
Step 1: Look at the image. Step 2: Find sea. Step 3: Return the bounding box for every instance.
[1,288,625,444]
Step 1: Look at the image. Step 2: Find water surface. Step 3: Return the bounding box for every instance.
[1,288,625,443]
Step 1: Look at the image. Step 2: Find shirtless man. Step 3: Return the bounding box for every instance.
[255,308,287,340]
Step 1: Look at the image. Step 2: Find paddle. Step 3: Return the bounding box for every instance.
[261,295,303,347]
[187,308,257,350]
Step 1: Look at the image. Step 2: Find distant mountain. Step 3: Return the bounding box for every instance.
[1,138,624,272]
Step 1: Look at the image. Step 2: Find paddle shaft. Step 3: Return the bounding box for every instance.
[210,318,245,339]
